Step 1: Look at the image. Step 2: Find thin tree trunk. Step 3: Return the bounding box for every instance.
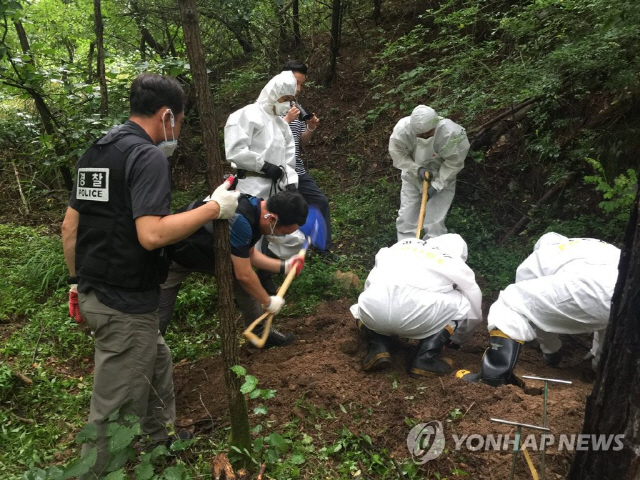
[130,0,166,57]
[292,0,301,48]
[87,41,95,83]
[93,0,108,115]
[568,173,640,479]
[324,0,345,85]
[178,0,252,456]
[373,0,381,23]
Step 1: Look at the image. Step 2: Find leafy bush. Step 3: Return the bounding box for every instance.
[584,157,637,224]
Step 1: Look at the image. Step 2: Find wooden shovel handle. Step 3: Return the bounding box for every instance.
[242,246,309,348]
[416,177,430,238]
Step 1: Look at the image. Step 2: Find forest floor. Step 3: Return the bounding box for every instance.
[174,298,595,479]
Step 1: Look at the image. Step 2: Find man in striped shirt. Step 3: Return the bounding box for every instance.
[282,60,333,253]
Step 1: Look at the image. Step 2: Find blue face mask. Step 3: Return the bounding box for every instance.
[158,109,178,157]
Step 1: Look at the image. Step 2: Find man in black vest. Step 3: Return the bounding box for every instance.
[159,190,308,347]
[61,73,240,478]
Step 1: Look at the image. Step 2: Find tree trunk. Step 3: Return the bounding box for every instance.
[292,0,301,48]
[13,19,73,190]
[178,0,252,456]
[130,0,166,57]
[87,42,95,83]
[567,173,640,479]
[373,0,381,23]
[323,0,345,86]
[93,0,108,115]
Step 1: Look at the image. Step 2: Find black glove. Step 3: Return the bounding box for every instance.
[261,162,283,181]
[417,167,432,181]
[427,185,437,197]
[286,184,298,193]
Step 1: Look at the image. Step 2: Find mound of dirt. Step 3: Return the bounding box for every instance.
[174,299,595,478]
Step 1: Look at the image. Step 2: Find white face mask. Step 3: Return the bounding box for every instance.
[416,136,434,147]
[274,101,291,116]
[157,109,178,157]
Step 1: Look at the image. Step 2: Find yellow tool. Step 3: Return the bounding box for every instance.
[416,172,431,238]
[242,245,308,348]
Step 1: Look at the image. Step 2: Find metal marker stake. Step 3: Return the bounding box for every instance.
[491,418,550,480]
[521,375,572,480]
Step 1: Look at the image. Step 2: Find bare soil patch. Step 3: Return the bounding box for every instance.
[174,299,594,478]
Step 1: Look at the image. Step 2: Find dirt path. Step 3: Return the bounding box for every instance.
[174,299,595,478]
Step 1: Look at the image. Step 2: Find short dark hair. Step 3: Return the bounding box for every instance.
[267,191,308,226]
[282,60,308,75]
[130,73,185,117]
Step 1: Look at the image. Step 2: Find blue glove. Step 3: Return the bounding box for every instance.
[427,185,437,197]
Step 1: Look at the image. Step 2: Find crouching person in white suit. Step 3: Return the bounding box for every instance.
[458,232,620,387]
[350,234,482,377]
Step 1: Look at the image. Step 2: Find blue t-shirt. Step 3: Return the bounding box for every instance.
[170,195,262,273]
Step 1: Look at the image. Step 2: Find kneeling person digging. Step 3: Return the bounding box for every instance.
[350,234,482,376]
[159,190,307,347]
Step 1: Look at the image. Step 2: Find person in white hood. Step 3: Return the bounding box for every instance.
[390,105,470,241]
[458,233,620,387]
[225,70,299,198]
[350,234,482,377]
[225,71,306,289]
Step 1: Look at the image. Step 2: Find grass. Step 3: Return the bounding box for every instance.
[0,172,627,477]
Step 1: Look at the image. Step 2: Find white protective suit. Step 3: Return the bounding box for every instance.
[224,70,304,258]
[488,233,620,366]
[390,105,470,241]
[350,234,482,344]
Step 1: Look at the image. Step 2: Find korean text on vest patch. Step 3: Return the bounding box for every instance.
[77,168,109,202]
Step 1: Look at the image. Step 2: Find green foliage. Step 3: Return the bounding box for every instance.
[372,0,640,121]
[447,206,527,293]
[584,157,637,222]
[330,178,399,269]
[0,224,67,317]
[22,410,194,480]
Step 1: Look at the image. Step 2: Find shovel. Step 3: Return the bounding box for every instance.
[243,206,327,348]
[416,172,431,239]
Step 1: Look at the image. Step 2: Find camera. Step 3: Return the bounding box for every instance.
[295,102,313,122]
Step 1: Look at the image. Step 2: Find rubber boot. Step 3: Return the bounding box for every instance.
[410,326,455,377]
[456,330,524,387]
[357,320,392,371]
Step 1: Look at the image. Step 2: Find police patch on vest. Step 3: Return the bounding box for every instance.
[77,168,109,202]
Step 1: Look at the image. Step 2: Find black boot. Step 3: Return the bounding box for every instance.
[410,327,455,377]
[542,350,562,367]
[457,330,523,387]
[357,320,392,371]
[251,325,295,348]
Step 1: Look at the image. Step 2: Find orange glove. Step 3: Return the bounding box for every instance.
[69,285,85,324]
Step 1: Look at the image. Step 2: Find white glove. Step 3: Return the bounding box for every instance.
[205,181,240,219]
[265,296,285,314]
[284,253,305,276]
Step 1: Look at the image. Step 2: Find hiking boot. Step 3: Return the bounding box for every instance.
[410,326,455,377]
[263,328,295,348]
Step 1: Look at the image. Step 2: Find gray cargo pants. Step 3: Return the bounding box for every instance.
[78,290,175,479]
